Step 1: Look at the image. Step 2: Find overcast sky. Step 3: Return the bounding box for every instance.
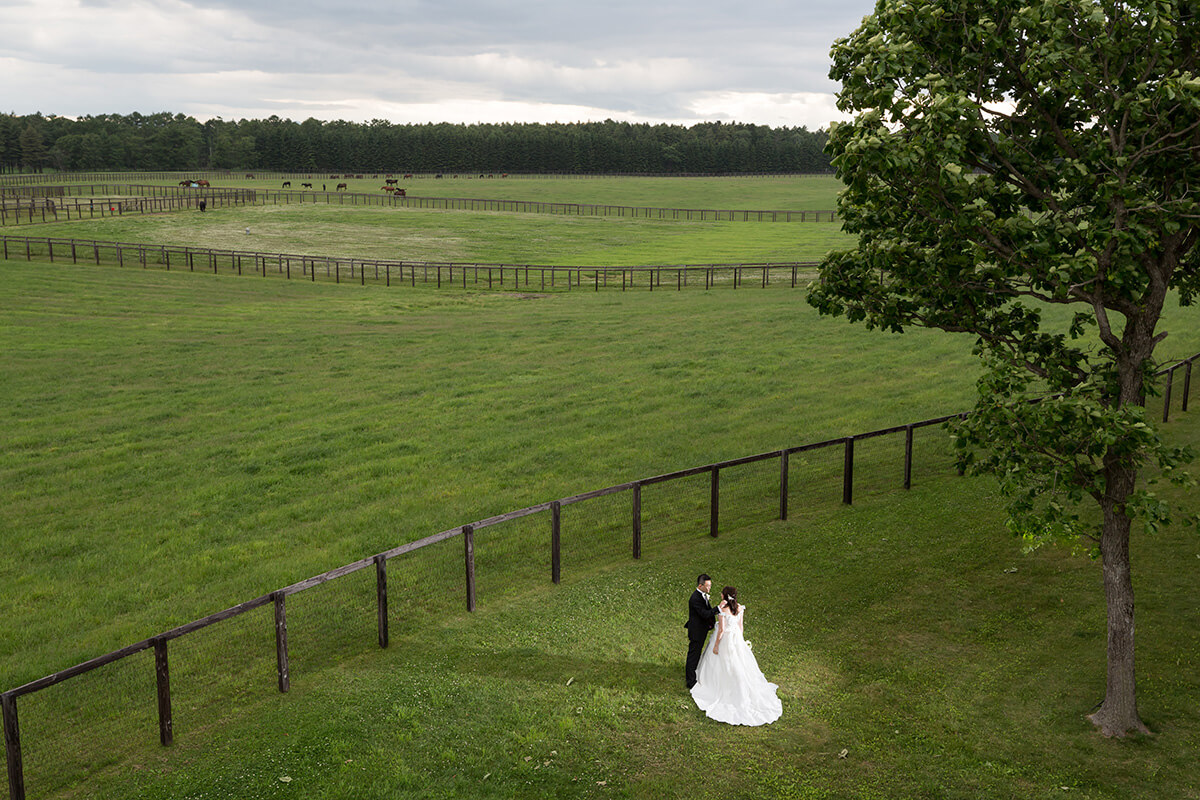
[1,0,878,129]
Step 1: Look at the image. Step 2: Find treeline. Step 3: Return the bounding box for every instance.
[0,112,830,175]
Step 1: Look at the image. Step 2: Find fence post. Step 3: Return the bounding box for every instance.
[904,425,914,490]
[153,638,173,746]
[710,467,720,537]
[779,450,789,521]
[375,555,389,648]
[551,501,562,584]
[843,437,855,505]
[1163,367,1174,423]
[3,692,24,800]
[1184,360,1193,413]
[464,525,476,612]
[274,593,290,693]
[632,483,643,559]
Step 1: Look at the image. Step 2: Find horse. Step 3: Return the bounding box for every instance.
[301,183,312,189]
[336,183,348,191]
[282,181,291,188]
[197,180,210,187]
[385,178,398,186]
[396,188,406,197]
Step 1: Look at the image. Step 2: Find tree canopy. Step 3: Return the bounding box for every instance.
[0,113,830,175]
[811,0,1199,737]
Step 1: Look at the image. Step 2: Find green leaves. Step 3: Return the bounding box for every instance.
[815,0,1200,548]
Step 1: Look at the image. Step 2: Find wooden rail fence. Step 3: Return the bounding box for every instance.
[0,183,836,226]
[3,351,1196,800]
[0,233,819,292]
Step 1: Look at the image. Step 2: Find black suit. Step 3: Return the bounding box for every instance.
[685,589,717,688]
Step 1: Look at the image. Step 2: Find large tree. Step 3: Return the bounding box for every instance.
[810,0,1199,737]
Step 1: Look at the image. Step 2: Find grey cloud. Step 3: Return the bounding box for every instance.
[4,0,876,126]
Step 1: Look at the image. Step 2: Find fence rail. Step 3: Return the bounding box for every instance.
[3,352,1196,800]
[0,233,819,292]
[0,183,836,226]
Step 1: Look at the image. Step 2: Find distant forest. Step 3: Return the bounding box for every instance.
[0,112,831,175]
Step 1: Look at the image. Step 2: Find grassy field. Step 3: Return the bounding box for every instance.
[3,174,1200,798]
[134,174,845,210]
[26,203,854,266]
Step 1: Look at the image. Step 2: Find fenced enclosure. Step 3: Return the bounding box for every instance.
[0,233,819,292]
[3,353,1196,800]
[0,186,257,225]
[0,183,836,227]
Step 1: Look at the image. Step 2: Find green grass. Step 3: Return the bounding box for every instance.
[1,260,992,687]
[131,174,845,210]
[26,202,853,267]
[17,418,1200,800]
[3,172,1200,799]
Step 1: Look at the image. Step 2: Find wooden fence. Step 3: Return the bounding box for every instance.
[2,351,1196,800]
[0,233,819,292]
[0,183,836,226]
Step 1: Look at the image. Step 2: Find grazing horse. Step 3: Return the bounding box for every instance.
[246,174,255,179]
[179,180,192,187]
[385,178,398,185]
[382,186,395,193]
[301,183,312,189]
[336,183,348,191]
[197,180,210,187]
[403,174,413,179]
[282,181,291,188]
[396,188,406,197]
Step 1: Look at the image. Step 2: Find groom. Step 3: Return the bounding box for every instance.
[685,573,718,689]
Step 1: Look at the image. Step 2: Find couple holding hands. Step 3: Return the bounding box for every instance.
[685,573,782,726]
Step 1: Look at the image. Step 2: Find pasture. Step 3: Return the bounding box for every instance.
[2,174,1199,799]
[26,174,852,267]
[145,174,846,210]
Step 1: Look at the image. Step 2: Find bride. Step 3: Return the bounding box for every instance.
[689,586,782,726]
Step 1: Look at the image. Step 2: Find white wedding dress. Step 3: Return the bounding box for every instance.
[689,605,782,726]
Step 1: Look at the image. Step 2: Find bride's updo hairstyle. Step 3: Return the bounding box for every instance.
[722,586,738,615]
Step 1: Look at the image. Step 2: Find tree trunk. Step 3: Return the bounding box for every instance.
[1087,479,1151,737]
